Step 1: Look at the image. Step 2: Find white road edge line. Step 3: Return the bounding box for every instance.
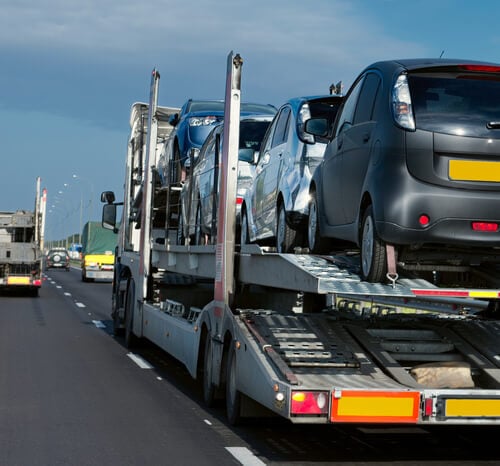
[127,352,154,369]
[225,447,266,466]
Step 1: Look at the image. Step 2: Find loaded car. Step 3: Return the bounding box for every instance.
[45,248,70,271]
[158,99,276,184]
[178,114,273,245]
[241,95,343,252]
[307,58,500,282]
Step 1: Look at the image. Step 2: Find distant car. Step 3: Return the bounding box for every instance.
[242,95,343,252]
[158,99,276,184]
[178,115,273,245]
[45,248,70,271]
[308,58,500,282]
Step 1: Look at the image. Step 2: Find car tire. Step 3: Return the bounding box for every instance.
[194,202,203,245]
[240,208,249,246]
[307,191,330,254]
[177,205,185,245]
[172,142,182,184]
[124,279,139,348]
[276,203,297,253]
[360,206,387,283]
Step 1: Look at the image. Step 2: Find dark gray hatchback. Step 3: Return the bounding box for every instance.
[308,59,500,282]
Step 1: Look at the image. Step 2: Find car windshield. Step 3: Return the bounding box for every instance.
[240,121,271,150]
[409,72,500,139]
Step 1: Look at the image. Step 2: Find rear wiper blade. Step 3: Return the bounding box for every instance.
[486,121,500,129]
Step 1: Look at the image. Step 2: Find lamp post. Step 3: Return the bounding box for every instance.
[72,174,95,250]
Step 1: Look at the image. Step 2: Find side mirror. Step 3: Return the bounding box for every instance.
[102,203,117,231]
[304,118,328,138]
[169,113,179,127]
[238,148,255,163]
[101,191,115,204]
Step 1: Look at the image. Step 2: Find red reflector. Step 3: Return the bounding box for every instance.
[419,214,430,226]
[472,222,498,232]
[236,196,243,205]
[460,64,500,73]
[33,280,42,287]
[424,398,434,417]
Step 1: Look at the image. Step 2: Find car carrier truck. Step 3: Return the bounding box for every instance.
[0,177,45,296]
[101,56,500,426]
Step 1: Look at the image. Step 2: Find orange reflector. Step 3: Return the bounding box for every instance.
[7,276,30,285]
[445,398,500,417]
[331,390,419,423]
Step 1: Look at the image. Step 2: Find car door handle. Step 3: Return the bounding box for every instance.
[363,133,371,143]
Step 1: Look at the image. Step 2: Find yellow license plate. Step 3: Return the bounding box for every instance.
[445,398,500,417]
[449,160,500,182]
[7,276,30,285]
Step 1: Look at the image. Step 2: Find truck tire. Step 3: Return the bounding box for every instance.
[202,334,216,407]
[124,279,138,348]
[226,342,241,425]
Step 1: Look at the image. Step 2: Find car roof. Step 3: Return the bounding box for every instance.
[364,58,500,74]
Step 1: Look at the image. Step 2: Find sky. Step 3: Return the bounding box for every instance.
[1,0,499,241]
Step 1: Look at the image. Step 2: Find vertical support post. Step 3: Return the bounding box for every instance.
[139,69,160,301]
[213,52,242,316]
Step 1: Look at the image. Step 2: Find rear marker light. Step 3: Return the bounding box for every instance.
[424,398,434,417]
[472,222,498,232]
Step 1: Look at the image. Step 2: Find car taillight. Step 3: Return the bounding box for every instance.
[392,74,415,131]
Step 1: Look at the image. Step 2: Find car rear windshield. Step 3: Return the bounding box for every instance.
[408,72,500,139]
[188,101,275,115]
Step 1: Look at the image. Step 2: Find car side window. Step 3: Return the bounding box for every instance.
[271,107,291,148]
[335,77,365,137]
[353,73,381,124]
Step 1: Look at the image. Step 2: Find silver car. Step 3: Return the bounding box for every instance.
[241,95,343,252]
[178,115,273,245]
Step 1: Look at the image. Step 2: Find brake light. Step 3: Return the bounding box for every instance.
[472,222,498,232]
[291,391,329,415]
[460,64,500,73]
[392,74,415,131]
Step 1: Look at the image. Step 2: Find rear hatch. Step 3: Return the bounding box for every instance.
[404,64,500,190]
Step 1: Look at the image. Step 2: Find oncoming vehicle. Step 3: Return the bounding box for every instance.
[158,99,276,184]
[242,95,342,252]
[45,248,70,271]
[308,58,500,282]
[178,114,273,245]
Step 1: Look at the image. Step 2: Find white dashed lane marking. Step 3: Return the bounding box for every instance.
[127,353,153,369]
[225,447,266,466]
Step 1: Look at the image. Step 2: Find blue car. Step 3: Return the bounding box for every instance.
[158,99,276,184]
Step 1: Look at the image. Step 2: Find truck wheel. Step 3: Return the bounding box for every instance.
[226,342,241,425]
[276,203,297,253]
[202,334,216,407]
[307,191,330,253]
[360,206,387,283]
[124,280,138,348]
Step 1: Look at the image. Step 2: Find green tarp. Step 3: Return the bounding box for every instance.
[81,221,117,255]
